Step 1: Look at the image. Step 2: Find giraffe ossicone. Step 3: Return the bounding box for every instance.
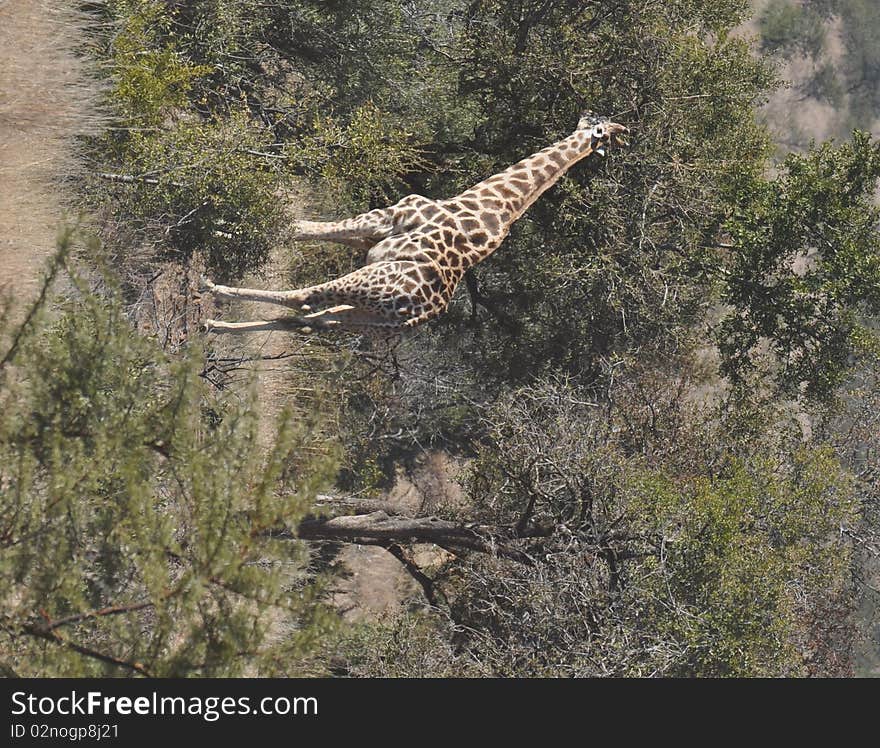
[203,111,629,335]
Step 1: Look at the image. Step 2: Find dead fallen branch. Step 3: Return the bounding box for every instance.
[290,510,543,565]
[97,172,184,188]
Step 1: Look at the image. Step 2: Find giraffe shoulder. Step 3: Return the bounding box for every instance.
[390,194,451,230]
[392,193,435,211]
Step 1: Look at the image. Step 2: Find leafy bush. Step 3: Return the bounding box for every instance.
[444,377,858,676]
[0,232,338,676]
[759,1,827,60]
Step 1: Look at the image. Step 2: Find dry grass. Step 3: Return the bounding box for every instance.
[0,0,105,324]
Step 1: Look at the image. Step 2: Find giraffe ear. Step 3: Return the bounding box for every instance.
[577,110,602,130]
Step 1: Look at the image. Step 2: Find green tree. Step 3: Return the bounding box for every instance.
[0,231,337,676]
[759,1,828,61]
[720,132,880,399]
[88,0,427,279]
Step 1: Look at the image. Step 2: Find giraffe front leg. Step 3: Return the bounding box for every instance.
[293,207,395,249]
[200,276,312,309]
[301,305,402,332]
[205,305,394,335]
[403,301,449,329]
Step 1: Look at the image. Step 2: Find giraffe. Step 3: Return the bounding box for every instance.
[202,111,628,334]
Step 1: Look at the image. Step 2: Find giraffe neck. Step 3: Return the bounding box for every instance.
[457,129,596,232]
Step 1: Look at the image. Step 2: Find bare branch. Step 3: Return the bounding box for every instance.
[21,622,152,677]
[97,172,184,188]
[290,510,542,564]
[386,543,444,607]
[0,241,69,372]
[40,601,155,632]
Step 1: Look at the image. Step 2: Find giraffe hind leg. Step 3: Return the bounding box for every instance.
[206,305,399,335]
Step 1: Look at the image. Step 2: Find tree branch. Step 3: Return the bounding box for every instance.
[313,494,405,516]
[464,272,523,332]
[20,623,152,677]
[40,601,154,632]
[290,510,542,564]
[0,240,69,372]
[98,172,184,188]
[386,543,444,607]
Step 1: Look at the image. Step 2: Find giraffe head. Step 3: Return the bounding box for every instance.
[576,111,629,156]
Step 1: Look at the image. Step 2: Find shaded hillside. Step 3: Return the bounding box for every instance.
[753,0,880,149]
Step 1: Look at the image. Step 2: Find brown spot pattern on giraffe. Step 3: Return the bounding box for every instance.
[470,231,489,247]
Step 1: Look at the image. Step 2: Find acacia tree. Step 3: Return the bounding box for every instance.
[721,132,880,400]
[340,366,861,677]
[320,0,877,676]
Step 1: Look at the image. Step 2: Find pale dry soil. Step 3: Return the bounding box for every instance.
[330,450,465,622]
[0,0,101,326]
[746,0,880,148]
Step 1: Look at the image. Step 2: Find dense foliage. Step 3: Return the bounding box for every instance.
[0,231,337,676]
[453,377,856,676]
[722,131,880,398]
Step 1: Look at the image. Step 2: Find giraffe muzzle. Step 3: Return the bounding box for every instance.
[609,123,630,148]
[591,121,629,156]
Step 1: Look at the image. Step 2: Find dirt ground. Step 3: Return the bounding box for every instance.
[330,450,465,622]
[0,0,102,324]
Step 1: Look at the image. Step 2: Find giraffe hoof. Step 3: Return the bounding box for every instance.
[300,304,311,312]
[204,319,216,331]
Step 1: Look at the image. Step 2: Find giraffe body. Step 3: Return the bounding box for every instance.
[204,112,628,334]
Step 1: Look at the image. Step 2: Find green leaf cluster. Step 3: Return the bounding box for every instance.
[721,131,880,399]
[109,107,290,276]
[107,0,211,127]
